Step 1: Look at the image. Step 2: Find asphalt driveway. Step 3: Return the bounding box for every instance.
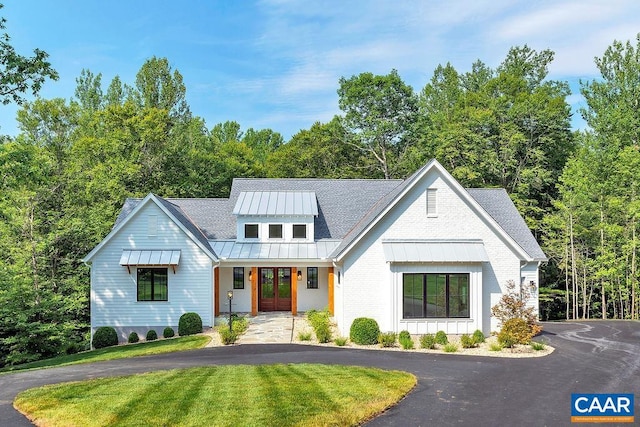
[1,321,638,426]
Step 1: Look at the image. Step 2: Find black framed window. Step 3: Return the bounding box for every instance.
[269,224,283,239]
[293,224,307,239]
[307,267,318,289]
[137,268,168,301]
[244,224,258,239]
[403,273,469,318]
[233,267,244,289]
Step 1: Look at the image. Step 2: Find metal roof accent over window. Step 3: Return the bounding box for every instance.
[119,250,181,266]
[210,240,339,260]
[232,191,318,216]
[382,240,489,263]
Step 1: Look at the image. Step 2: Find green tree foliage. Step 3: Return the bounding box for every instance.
[0,4,58,106]
[338,69,418,179]
[545,35,640,320]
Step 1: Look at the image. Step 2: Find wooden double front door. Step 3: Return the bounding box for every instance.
[259,267,291,311]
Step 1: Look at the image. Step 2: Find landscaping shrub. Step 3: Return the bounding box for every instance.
[163,327,175,338]
[498,318,534,347]
[489,342,503,351]
[315,322,332,343]
[420,334,437,349]
[146,330,158,341]
[92,327,118,349]
[531,341,545,351]
[472,329,485,344]
[435,330,448,345]
[443,343,458,353]
[178,312,203,336]
[298,331,312,341]
[128,332,139,344]
[378,332,397,348]
[350,317,380,345]
[307,309,332,343]
[491,280,542,338]
[398,330,411,341]
[334,337,348,346]
[231,316,249,335]
[399,335,414,350]
[219,328,237,345]
[460,334,477,348]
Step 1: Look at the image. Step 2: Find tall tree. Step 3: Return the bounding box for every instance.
[134,56,190,122]
[0,3,58,106]
[337,69,418,179]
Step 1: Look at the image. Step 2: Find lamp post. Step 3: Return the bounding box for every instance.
[227,290,234,332]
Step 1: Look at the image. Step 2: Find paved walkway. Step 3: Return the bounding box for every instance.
[235,312,298,344]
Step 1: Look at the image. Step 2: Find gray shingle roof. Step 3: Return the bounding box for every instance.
[467,189,547,261]
[110,167,545,262]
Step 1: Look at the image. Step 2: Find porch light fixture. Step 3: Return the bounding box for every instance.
[297,269,302,281]
[248,270,252,282]
[227,290,234,332]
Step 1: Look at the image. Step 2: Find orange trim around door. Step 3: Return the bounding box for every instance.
[292,267,298,316]
[328,266,334,315]
[214,267,220,316]
[251,267,258,316]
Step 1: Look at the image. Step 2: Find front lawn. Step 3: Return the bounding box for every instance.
[15,364,416,426]
[0,335,211,373]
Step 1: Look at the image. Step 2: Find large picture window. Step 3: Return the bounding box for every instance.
[233,267,244,289]
[403,273,469,318]
[137,268,168,301]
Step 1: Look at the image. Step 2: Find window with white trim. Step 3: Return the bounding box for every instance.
[403,273,469,318]
[269,224,283,239]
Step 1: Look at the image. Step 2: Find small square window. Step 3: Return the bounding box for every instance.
[269,224,283,239]
[307,267,318,289]
[293,224,306,239]
[233,267,244,289]
[245,224,258,239]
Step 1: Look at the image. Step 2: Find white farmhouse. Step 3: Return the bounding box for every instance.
[83,159,546,341]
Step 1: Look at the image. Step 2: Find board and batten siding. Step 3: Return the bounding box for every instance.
[90,202,214,341]
[337,168,524,336]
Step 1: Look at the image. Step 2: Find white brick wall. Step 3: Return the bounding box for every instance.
[336,168,529,336]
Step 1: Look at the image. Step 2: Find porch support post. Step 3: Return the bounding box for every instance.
[291,267,298,316]
[328,266,334,316]
[214,267,220,316]
[251,267,258,316]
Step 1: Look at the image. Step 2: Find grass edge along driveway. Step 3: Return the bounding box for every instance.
[15,363,416,427]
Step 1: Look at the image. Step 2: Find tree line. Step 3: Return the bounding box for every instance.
[0,2,638,365]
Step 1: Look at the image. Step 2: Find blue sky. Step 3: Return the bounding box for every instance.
[1,0,639,140]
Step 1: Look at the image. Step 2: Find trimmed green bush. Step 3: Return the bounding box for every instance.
[472,329,485,344]
[435,330,448,345]
[298,331,312,341]
[307,309,332,343]
[398,330,411,341]
[350,317,380,345]
[460,334,476,348]
[231,316,249,335]
[378,332,397,348]
[163,327,175,338]
[399,336,414,350]
[92,326,119,349]
[127,332,139,344]
[531,341,545,351]
[146,330,158,341]
[489,342,503,351]
[178,312,203,336]
[420,334,436,349]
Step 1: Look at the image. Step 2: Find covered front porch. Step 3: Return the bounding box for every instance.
[214,264,335,316]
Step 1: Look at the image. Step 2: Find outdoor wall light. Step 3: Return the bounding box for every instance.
[248,270,252,282]
[297,269,302,281]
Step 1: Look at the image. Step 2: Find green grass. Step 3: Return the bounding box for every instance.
[1,335,211,373]
[15,364,416,427]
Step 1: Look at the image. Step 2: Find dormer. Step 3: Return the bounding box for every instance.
[233,191,318,242]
